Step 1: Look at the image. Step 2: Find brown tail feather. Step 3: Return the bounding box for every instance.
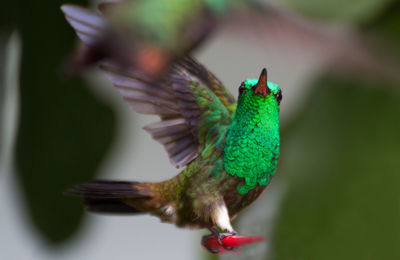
[66,180,153,214]
[82,198,142,214]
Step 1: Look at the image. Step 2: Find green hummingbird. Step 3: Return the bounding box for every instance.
[69,60,281,252]
[61,0,243,77]
[63,4,282,253]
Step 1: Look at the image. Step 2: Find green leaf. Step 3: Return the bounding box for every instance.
[363,0,400,54]
[14,0,117,243]
[0,33,11,143]
[0,0,20,30]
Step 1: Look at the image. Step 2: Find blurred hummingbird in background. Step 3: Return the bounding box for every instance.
[61,0,383,82]
[61,0,246,77]
[63,4,282,254]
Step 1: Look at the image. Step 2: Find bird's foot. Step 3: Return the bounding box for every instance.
[201,230,264,254]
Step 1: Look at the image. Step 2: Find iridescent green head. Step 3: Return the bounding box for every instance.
[238,68,282,106]
[224,68,282,194]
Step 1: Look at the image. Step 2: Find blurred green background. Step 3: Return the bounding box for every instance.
[1,0,399,259]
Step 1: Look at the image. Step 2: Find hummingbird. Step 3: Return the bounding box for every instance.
[61,0,238,77]
[63,5,282,254]
[61,1,284,78]
[61,1,381,81]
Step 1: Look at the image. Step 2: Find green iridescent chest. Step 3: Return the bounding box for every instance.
[223,89,280,194]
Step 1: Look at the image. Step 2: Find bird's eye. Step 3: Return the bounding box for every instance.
[274,90,282,105]
[239,83,246,96]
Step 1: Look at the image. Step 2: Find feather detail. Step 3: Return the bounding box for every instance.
[61,5,106,45]
[66,180,152,214]
[170,146,199,167]
[67,180,152,199]
[177,57,236,107]
[153,132,191,145]
[165,138,194,156]
[144,119,188,137]
[102,62,201,168]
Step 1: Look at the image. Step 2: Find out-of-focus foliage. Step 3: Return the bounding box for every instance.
[269,76,400,260]
[282,0,395,24]
[0,35,8,145]
[364,0,400,57]
[266,2,400,257]
[0,1,19,31]
[1,0,117,243]
[222,1,400,260]
[0,0,17,138]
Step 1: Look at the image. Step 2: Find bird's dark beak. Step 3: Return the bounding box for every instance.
[254,68,269,97]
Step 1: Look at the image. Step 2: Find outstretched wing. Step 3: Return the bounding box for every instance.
[177,57,236,110]
[61,4,236,168]
[99,59,233,168]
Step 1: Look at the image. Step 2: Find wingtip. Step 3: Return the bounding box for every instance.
[60,4,69,13]
[60,4,81,15]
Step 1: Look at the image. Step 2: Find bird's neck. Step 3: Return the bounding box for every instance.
[223,95,280,194]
